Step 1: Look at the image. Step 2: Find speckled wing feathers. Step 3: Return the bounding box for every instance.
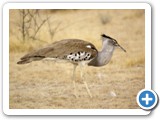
[17,39,98,64]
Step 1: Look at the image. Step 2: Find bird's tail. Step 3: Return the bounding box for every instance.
[17,59,31,64]
[17,56,45,64]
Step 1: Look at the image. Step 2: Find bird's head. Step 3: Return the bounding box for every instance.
[101,34,126,52]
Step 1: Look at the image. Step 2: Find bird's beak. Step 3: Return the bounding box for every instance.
[117,44,126,52]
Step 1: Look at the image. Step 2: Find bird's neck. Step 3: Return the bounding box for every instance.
[98,44,115,65]
[88,42,115,67]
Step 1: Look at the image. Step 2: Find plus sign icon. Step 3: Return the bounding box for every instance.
[137,89,158,110]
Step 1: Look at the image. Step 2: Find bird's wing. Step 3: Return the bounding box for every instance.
[20,39,98,61]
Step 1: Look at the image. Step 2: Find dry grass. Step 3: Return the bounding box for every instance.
[9,9,145,109]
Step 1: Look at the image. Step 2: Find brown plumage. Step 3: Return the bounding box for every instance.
[17,34,126,98]
[17,39,98,64]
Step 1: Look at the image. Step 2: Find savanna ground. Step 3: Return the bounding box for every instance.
[9,9,145,109]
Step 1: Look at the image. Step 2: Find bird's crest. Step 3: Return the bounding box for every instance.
[101,34,114,40]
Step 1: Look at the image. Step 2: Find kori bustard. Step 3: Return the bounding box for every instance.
[17,34,126,98]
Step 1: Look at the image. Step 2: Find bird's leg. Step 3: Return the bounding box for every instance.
[80,63,92,98]
[72,64,78,98]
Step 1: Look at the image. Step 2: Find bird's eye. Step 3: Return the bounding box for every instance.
[112,40,118,45]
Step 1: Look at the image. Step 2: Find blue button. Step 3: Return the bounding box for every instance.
[137,89,158,110]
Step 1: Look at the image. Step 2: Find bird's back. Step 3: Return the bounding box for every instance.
[17,39,98,64]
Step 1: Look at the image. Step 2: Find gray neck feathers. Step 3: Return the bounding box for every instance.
[88,38,115,67]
